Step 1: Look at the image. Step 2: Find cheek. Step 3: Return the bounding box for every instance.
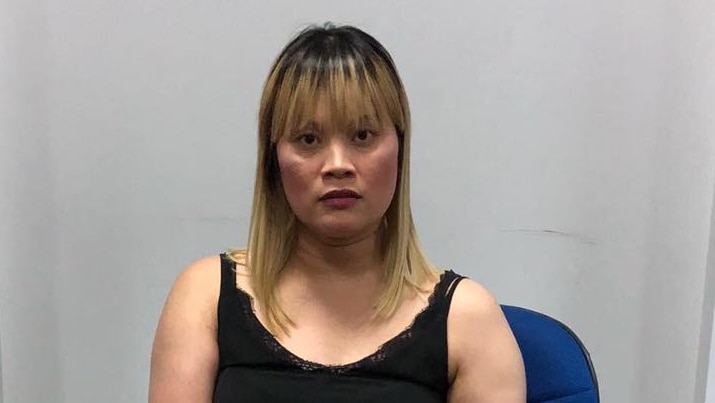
[366,138,400,204]
[276,147,311,210]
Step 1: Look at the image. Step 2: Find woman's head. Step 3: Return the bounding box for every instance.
[236,23,435,333]
[258,24,411,243]
[275,97,400,245]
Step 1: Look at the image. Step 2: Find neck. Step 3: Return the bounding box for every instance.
[287,225,384,279]
[279,227,386,324]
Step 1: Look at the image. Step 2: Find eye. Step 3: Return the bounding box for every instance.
[296,133,318,146]
[354,129,374,143]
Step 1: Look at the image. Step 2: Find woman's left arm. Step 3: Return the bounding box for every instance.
[447,279,526,403]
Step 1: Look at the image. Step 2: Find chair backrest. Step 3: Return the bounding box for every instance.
[501,305,599,403]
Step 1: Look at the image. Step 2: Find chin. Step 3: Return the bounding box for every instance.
[312,221,376,243]
[320,224,363,239]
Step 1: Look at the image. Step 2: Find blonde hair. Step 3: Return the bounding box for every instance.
[229,23,437,335]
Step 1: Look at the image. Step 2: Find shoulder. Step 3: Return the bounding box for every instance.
[172,255,222,297]
[448,276,501,324]
[149,254,224,402]
[447,277,504,360]
[170,251,248,291]
[162,255,224,326]
[446,276,526,402]
[178,254,222,281]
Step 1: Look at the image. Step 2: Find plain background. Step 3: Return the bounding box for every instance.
[2,1,715,402]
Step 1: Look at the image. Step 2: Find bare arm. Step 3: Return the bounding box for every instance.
[149,256,221,403]
[448,279,526,403]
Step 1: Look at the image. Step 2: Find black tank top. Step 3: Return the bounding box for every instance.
[213,254,465,403]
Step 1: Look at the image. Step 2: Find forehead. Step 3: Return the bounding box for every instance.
[293,90,387,130]
[269,58,400,141]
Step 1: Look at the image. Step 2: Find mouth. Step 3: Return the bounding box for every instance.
[319,188,361,201]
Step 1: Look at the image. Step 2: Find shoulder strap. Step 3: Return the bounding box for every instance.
[219,253,237,295]
[441,270,466,312]
[364,270,465,395]
[216,253,267,369]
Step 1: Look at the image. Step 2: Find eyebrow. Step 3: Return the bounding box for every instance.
[294,121,321,133]
[355,114,378,126]
[294,114,380,133]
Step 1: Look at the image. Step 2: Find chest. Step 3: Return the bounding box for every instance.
[215,270,461,403]
[216,292,451,403]
[271,296,429,367]
[214,367,447,403]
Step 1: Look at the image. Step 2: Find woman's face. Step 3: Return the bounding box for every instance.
[276,101,399,244]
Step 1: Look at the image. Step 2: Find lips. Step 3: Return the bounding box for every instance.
[319,189,361,200]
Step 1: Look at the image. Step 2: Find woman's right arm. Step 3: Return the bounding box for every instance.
[149,256,221,403]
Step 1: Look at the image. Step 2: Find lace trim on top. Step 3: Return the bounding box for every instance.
[232,270,453,374]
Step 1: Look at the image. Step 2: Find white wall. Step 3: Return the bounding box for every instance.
[0,0,62,402]
[708,306,715,403]
[2,1,714,402]
[700,174,715,403]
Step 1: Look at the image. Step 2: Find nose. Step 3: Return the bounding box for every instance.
[321,140,355,179]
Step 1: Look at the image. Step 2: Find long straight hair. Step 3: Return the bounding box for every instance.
[229,23,437,335]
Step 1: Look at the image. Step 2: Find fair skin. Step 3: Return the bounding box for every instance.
[149,102,525,403]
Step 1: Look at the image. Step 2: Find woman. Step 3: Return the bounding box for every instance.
[149,23,525,403]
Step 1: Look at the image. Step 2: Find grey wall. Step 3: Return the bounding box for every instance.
[1,0,62,402]
[703,181,715,403]
[1,1,714,402]
[711,310,715,403]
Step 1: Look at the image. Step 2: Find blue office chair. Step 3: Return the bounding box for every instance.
[502,305,599,403]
